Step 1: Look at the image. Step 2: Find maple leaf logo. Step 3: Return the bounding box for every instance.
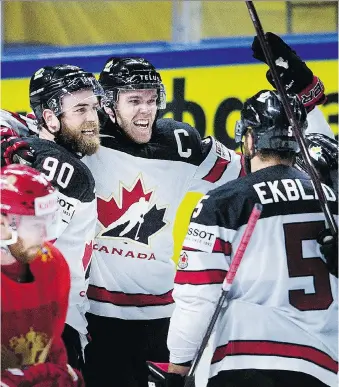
[97,176,168,245]
[83,241,93,279]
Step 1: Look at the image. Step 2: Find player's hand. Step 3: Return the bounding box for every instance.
[317,229,338,277]
[1,362,84,387]
[252,32,326,111]
[1,127,35,167]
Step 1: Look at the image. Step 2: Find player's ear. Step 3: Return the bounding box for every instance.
[103,106,116,124]
[42,109,60,134]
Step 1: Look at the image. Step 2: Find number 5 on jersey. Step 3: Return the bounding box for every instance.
[192,195,210,219]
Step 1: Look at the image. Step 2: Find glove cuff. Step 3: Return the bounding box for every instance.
[298,76,326,112]
[166,373,186,387]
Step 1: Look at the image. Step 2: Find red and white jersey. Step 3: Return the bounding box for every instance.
[168,165,338,386]
[83,118,243,320]
[0,109,38,136]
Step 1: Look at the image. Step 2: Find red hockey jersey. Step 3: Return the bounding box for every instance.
[1,242,70,370]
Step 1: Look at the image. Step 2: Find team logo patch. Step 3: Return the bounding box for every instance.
[178,252,189,269]
[97,176,168,246]
[215,140,230,161]
[5,327,51,367]
[38,245,53,262]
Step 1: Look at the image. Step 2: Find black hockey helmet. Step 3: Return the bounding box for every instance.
[235,90,307,153]
[295,133,338,183]
[99,57,166,109]
[29,64,104,122]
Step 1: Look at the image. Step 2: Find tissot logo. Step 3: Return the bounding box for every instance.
[187,227,215,241]
[97,176,168,246]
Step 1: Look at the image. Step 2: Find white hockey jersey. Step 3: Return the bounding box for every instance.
[83,118,243,320]
[168,165,338,387]
[0,109,97,335]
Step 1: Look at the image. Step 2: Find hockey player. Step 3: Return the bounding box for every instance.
[82,56,244,387]
[253,32,338,279]
[1,164,84,387]
[166,90,338,387]
[0,65,104,370]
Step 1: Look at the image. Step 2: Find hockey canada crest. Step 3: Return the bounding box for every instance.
[97,176,168,246]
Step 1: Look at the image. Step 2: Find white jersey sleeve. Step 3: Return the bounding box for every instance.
[306,106,334,138]
[188,136,244,194]
[168,194,232,364]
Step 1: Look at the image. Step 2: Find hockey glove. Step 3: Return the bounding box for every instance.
[294,133,338,188]
[148,362,186,387]
[252,32,326,111]
[1,362,84,387]
[62,324,86,372]
[1,127,35,167]
[317,229,338,278]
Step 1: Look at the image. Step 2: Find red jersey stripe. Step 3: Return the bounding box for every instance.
[182,246,199,252]
[212,340,338,373]
[87,286,174,307]
[202,157,230,183]
[175,269,226,285]
[213,238,232,255]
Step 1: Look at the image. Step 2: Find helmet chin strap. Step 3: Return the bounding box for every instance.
[244,155,252,174]
[241,140,255,175]
[39,116,60,141]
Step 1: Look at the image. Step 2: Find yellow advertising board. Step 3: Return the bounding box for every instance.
[2,60,337,140]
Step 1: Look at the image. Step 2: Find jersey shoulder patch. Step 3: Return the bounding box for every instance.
[27,138,95,202]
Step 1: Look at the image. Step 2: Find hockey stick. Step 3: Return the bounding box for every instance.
[245,1,337,237]
[184,203,263,387]
[135,215,143,241]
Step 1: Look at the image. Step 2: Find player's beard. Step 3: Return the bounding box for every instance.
[8,238,41,264]
[60,119,100,156]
